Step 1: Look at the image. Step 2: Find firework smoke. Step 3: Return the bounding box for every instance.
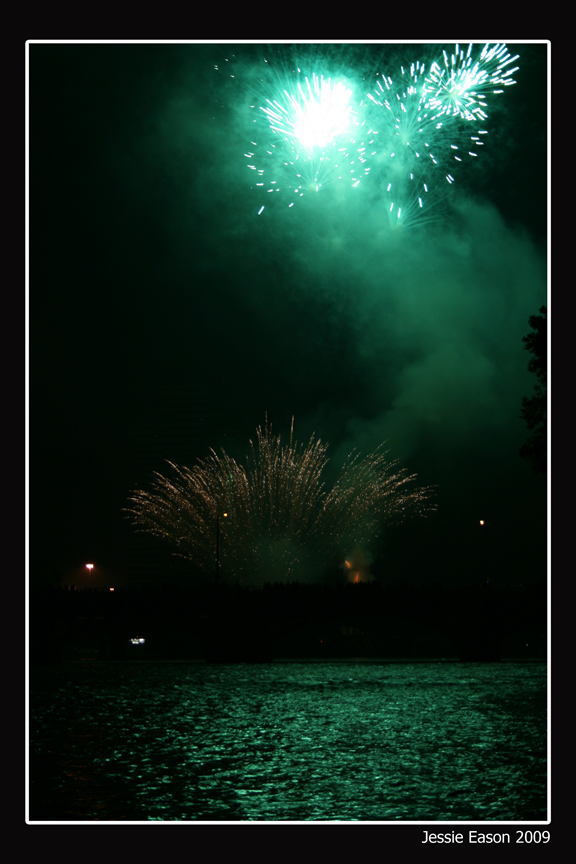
[126,417,434,584]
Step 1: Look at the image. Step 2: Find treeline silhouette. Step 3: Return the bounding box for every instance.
[29,580,546,664]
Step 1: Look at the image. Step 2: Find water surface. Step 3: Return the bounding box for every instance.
[29,660,547,821]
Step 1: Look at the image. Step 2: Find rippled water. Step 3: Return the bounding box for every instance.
[29,661,547,822]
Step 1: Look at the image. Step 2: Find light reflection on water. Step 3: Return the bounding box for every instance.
[29,661,547,822]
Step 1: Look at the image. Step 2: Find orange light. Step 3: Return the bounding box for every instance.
[109,587,114,591]
[479,520,485,526]
[85,563,94,572]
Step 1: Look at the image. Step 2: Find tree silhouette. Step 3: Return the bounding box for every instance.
[519,306,547,474]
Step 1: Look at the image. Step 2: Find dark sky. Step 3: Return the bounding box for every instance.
[29,41,548,589]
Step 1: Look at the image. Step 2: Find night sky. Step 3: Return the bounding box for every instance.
[29,41,548,590]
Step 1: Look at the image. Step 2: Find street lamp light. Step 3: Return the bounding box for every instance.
[85,563,94,573]
[479,520,489,584]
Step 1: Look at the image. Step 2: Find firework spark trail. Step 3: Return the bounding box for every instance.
[366,60,451,226]
[261,74,354,149]
[244,58,371,212]
[424,43,520,122]
[363,43,519,226]
[241,43,520,225]
[126,418,435,584]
